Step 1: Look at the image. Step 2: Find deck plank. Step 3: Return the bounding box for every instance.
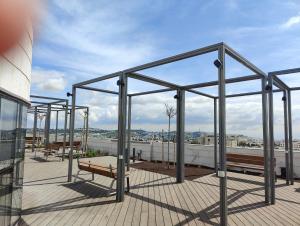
[21,152,300,226]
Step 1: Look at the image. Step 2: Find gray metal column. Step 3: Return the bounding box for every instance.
[68,87,76,182]
[268,75,276,204]
[261,77,270,204]
[176,89,185,183]
[287,90,294,185]
[84,107,89,152]
[62,100,68,162]
[32,107,38,153]
[126,96,132,171]
[68,110,72,145]
[45,104,51,146]
[283,91,290,185]
[217,45,227,226]
[214,98,218,174]
[116,73,128,202]
[55,111,59,142]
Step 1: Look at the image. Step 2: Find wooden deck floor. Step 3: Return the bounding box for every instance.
[21,151,300,226]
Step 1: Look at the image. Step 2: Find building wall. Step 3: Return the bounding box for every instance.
[0,26,33,102]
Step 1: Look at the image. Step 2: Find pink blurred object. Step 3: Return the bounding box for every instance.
[0,0,40,53]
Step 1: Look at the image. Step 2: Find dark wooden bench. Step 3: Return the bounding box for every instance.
[226,153,276,176]
[49,141,82,159]
[75,158,130,196]
[25,136,42,146]
[51,141,81,148]
[42,143,61,160]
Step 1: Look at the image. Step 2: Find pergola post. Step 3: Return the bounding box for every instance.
[261,77,270,204]
[217,45,227,226]
[68,110,72,145]
[63,100,69,162]
[84,107,89,153]
[214,98,218,174]
[55,110,59,142]
[32,106,38,153]
[287,90,294,185]
[268,75,276,204]
[116,73,128,202]
[176,89,185,183]
[126,95,132,171]
[68,87,76,182]
[283,90,290,185]
[45,104,51,146]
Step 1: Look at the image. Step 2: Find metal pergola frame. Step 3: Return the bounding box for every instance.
[267,67,300,204]
[68,42,296,226]
[28,95,89,167]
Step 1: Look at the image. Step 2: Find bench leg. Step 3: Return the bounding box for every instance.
[107,179,116,197]
[74,170,81,182]
[92,173,94,181]
[126,177,130,193]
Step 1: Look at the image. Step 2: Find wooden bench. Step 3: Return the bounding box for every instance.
[48,141,82,160]
[25,136,42,146]
[75,158,130,196]
[42,143,61,160]
[227,153,276,176]
[51,141,81,149]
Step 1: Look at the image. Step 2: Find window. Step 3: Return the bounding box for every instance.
[0,96,27,226]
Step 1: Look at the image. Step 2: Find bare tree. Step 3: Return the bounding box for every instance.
[165,103,176,168]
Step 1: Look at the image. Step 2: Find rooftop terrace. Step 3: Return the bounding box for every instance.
[21,151,300,226]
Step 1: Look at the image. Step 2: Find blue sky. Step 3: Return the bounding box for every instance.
[29,0,300,139]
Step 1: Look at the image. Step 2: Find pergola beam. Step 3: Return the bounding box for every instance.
[125,43,221,73]
[273,76,290,90]
[31,100,66,106]
[128,88,173,97]
[78,86,119,95]
[30,95,66,101]
[128,72,180,89]
[269,67,300,76]
[186,89,216,99]
[182,74,262,90]
[224,44,266,77]
[74,72,121,87]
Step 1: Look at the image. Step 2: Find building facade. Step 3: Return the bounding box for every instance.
[0,26,32,226]
[198,135,238,147]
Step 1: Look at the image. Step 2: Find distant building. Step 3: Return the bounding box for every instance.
[197,135,238,147]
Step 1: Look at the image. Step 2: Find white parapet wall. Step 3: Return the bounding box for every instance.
[87,138,300,178]
[0,26,33,102]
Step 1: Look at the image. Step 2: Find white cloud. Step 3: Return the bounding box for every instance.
[31,68,67,91]
[281,14,300,29]
[33,0,159,77]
